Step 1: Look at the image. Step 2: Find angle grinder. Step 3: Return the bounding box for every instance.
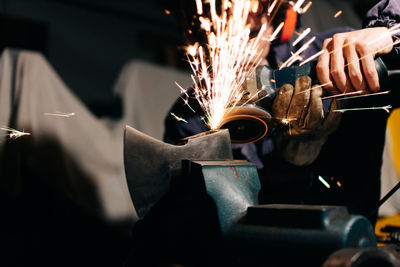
[217,57,397,144]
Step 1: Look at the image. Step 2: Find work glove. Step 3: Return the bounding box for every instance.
[271,76,341,166]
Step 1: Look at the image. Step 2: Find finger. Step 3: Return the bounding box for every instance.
[330,34,354,93]
[316,38,337,95]
[271,84,294,119]
[288,76,311,129]
[304,85,324,131]
[343,41,367,93]
[359,52,380,92]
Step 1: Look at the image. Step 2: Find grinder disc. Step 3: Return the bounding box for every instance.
[217,104,271,144]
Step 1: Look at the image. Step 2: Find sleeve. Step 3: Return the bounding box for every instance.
[363,0,400,55]
[163,89,208,145]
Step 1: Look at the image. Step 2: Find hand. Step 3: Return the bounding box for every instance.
[271,76,341,165]
[316,27,394,95]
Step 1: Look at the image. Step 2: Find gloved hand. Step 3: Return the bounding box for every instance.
[271,76,341,166]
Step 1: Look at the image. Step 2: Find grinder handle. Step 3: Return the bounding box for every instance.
[374,56,389,89]
[310,56,390,91]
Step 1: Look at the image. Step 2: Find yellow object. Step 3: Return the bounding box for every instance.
[375,214,400,246]
[376,214,400,235]
[388,108,400,177]
[376,109,400,245]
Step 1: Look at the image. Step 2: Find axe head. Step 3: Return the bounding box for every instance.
[123,126,233,220]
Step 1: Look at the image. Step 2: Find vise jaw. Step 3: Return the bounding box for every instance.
[181,160,377,266]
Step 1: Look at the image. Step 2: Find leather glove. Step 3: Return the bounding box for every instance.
[271,76,341,166]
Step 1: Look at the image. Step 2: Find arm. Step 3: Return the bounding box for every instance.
[316,0,399,95]
[364,0,400,55]
[163,88,208,145]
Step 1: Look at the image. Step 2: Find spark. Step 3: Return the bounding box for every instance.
[179,94,196,113]
[368,24,400,46]
[43,112,75,117]
[200,116,208,125]
[295,81,333,95]
[321,90,362,100]
[184,100,196,113]
[279,36,316,69]
[388,23,400,38]
[299,1,312,14]
[267,0,278,16]
[281,118,289,125]
[298,84,388,99]
[269,22,284,42]
[290,51,303,62]
[185,0,278,130]
[272,117,297,135]
[0,126,31,140]
[389,23,400,32]
[251,94,269,106]
[318,176,331,189]
[299,49,324,66]
[281,118,297,125]
[333,105,392,113]
[293,0,306,12]
[186,43,199,57]
[333,10,342,19]
[198,16,211,31]
[250,0,259,13]
[175,81,196,113]
[282,118,297,135]
[195,0,203,15]
[336,90,390,100]
[175,81,190,95]
[293,27,311,46]
[170,112,188,123]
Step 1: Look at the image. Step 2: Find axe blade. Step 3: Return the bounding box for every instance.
[123,126,233,220]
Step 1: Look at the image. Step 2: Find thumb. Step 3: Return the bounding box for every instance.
[271,83,294,120]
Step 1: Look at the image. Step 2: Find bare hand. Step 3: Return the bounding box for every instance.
[316,27,394,95]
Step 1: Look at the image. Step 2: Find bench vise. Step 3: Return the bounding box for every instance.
[123,127,397,266]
